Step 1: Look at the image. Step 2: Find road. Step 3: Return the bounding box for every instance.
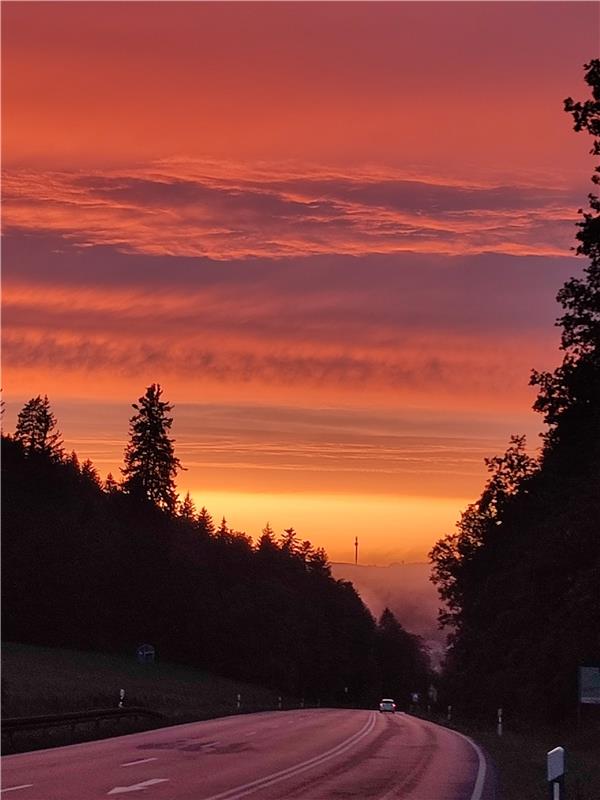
[1,709,496,799]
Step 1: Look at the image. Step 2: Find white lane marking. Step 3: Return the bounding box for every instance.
[200,712,377,800]
[1,709,333,761]
[444,727,487,800]
[121,758,158,767]
[1,787,34,794]
[400,714,487,800]
[107,778,170,794]
[244,731,257,737]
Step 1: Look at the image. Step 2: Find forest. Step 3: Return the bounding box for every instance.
[1,392,431,709]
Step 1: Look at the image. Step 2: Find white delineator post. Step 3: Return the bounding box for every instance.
[447,704,452,721]
[547,746,565,799]
[497,707,503,736]
[118,688,125,708]
[236,693,241,711]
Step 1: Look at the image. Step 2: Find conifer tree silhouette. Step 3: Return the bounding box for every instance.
[14,395,63,460]
[122,384,182,513]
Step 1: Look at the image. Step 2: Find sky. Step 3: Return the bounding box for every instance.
[2,1,598,564]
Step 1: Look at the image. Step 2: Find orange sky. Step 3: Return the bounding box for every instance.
[2,2,598,563]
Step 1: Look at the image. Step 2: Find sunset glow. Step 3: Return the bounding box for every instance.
[2,1,597,563]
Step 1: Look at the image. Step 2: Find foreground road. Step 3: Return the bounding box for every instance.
[1,709,496,799]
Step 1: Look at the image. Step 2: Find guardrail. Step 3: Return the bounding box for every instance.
[2,707,165,749]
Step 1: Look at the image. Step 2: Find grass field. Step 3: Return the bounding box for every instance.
[414,710,600,800]
[1,641,290,752]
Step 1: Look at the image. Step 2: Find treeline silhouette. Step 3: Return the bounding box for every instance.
[1,432,431,708]
[430,60,600,723]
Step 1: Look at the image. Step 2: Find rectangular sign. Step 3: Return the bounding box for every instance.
[547,747,564,782]
[579,666,600,705]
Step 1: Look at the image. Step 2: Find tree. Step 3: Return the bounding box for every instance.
[256,522,277,552]
[427,62,600,721]
[376,608,431,708]
[104,472,119,493]
[179,491,197,521]
[531,59,600,455]
[81,459,102,487]
[14,395,63,460]
[429,435,538,631]
[280,527,300,556]
[122,384,182,513]
[197,506,215,536]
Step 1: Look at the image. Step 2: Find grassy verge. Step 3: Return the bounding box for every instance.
[413,710,600,800]
[1,641,293,753]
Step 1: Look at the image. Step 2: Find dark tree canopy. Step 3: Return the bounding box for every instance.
[14,395,63,460]
[531,59,600,454]
[122,384,182,513]
[429,61,600,722]
[1,433,432,705]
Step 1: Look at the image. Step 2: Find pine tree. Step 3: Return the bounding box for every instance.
[81,459,102,487]
[14,395,63,460]
[104,472,119,493]
[280,527,300,555]
[179,491,197,520]
[122,384,182,513]
[257,522,277,552]
[197,506,215,536]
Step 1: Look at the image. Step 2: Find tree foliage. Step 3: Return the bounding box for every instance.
[531,59,600,455]
[122,384,182,513]
[1,433,431,704]
[14,395,63,460]
[429,61,600,722]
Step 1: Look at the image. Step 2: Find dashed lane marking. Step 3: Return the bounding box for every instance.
[1,787,34,794]
[108,778,170,794]
[121,758,159,767]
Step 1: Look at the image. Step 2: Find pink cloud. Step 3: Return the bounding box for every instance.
[2,162,580,259]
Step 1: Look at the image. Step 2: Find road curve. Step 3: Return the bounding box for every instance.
[1,709,496,799]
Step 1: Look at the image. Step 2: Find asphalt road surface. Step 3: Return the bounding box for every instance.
[1,709,496,799]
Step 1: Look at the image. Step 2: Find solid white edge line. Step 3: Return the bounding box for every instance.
[0,786,34,794]
[401,715,486,800]
[445,727,487,800]
[200,712,377,800]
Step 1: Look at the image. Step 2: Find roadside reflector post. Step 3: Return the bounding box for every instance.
[547,746,565,800]
[278,696,282,710]
[497,707,503,737]
[236,693,241,711]
[118,688,125,709]
[301,698,305,709]
[447,704,452,721]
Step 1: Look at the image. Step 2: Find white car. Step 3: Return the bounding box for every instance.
[379,698,396,713]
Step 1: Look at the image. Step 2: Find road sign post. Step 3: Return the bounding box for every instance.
[547,746,565,800]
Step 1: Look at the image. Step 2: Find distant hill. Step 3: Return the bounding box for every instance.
[331,562,447,668]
